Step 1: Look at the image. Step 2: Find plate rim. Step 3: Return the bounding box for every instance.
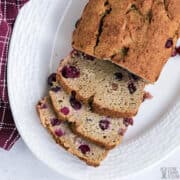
[7,0,180,179]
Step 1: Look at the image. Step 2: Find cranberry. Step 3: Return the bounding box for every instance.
[51,86,61,92]
[70,49,80,57]
[40,103,47,109]
[78,144,90,154]
[112,83,118,91]
[176,46,180,54]
[61,66,80,78]
[50,118,61,126]
[48,73,56,86]
[123,118,134,127]
[165,38,173,48]
[143,91,153,101]
[71,91,76,97]
[99,119,110,130]
[171,49,177,57]
[114,72,123,81]
[69,93,82,110]
[118,128,126,136]
[128,82,136,94]
[60,107,70,115]
[172,46,180,57]
[55,128,64,137]
[130,73,139,81]
[70,99,82,110]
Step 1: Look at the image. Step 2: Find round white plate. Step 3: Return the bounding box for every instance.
[8,0,180,179]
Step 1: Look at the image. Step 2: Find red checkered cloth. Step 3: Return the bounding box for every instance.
[0,0,28,150]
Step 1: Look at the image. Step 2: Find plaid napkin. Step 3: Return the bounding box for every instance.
[0,0,28,150]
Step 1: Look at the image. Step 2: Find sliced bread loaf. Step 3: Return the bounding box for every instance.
[37,97,108,167]
[56,52,146,118]
[73,0,180,82]
[49,82,131,149]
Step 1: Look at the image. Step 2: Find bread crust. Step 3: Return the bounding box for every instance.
[72,0,108,56]
[72,0,180,83]
[92,100,138,118]
[37,98,108,167]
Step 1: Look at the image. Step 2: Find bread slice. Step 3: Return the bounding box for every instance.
[56,52,146,118]
[49,82,129,149]
[72,0,180,82]
[37,97,108,167]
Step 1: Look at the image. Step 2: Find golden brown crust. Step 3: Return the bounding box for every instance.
[111,0,179,83]
[94,0,151,58]
[166,0,180,23]
[92,101,138,118]
[72,0,108,56]
[72,0,180,83]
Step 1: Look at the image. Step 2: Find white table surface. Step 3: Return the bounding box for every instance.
[0,139,179,180]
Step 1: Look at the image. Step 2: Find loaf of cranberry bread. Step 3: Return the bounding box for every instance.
[56,51,146,118]
[37,97,108,167]
[72,0,180,82]
[49,81,131,149]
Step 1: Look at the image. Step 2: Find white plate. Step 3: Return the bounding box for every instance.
[8,0,180,179]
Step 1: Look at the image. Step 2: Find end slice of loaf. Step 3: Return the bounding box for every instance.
[72,0,180,82]
[56,52,146,118]
[37,97,108,167]
[49,82,129,149]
